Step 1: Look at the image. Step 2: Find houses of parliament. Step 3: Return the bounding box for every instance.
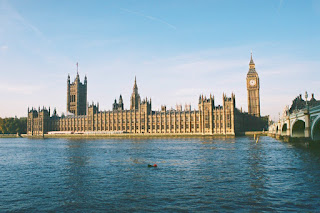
[27,54,267,136]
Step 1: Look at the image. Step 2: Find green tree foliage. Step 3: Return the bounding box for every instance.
[0,117,27,134]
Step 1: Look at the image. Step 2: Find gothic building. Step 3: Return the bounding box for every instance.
[27,54,267,136]
[130,77,141,110]
[113,95,124,111]
[247,53,260,117]
[27,75,236,136]
[67,72,87,115]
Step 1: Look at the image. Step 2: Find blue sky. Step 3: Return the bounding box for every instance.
[0,0,319,120]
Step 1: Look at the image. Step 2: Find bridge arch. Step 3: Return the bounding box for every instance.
[282,123,288,135]
[276,126,279,134]
[291,120,305,138]
[311,116,320,141]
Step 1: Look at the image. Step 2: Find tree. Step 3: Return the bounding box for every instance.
[0,117,27,134]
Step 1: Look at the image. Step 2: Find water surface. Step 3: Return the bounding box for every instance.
[0,137,320,212]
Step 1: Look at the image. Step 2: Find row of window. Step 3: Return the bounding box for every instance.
[59,122,232,131]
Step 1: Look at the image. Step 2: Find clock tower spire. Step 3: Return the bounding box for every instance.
[246,52,260,117]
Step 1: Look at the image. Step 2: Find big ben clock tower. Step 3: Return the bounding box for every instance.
[247,53,260,117]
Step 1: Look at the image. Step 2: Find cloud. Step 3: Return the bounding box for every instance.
[0,83,43,95]
[1,45,8,50]
[1,0,46,40]
[278,0,284,12]
[120,8,177,30]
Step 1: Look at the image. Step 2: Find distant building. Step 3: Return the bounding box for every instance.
[27,55,268,136]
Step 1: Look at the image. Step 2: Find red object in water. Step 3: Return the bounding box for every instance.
[153,164,157,167]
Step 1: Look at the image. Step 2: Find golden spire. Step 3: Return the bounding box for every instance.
[249,52,255,69]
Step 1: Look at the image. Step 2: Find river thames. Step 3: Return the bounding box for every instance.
[0,136,320,212]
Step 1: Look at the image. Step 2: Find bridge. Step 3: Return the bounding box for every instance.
[269,104,320,141]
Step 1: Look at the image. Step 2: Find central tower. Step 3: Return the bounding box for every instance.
[246,53,260,117]
[130,76,141,110]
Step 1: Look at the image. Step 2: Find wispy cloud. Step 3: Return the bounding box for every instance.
[1,45,8,50]
[278,0,284,12]
[0,83,43,95]
[1,0,47,41]
[120,8,177,30]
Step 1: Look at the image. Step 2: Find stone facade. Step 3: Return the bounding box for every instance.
[67,72,87,116]
[27,75,236,136]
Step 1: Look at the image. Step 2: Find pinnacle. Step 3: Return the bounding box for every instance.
[250,52,255,65]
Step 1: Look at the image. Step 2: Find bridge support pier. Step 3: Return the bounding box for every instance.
[286,118,290,137]
[304,109,311,138]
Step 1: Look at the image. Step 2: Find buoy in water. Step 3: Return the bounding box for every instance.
[148,164,157,167]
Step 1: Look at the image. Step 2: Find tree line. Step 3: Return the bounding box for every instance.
[0,117,27,134]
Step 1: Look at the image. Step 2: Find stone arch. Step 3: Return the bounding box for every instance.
[281,123,288,135]
[291,120,305,138]
[311,116,320,141]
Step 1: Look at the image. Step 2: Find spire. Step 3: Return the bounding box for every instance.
[250,51,255,65]
[248,52,256,72]
[76,62,79,75]
[133,76,138,92]
[134,76,137,87]
[75,62,79,81]
[119,94,123,104]
[130,76,141,110]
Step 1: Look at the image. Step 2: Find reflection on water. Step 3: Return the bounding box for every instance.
[247,139,268,208]
[0,137,320,212]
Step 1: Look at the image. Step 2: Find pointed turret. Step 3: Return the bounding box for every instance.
[248,52,256,71]
[130,76,141,110]
[119,94,123,104]
[133,76,138,93]
[250,52,255,65]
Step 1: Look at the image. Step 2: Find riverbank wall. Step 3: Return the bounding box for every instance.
[0,134,22,138]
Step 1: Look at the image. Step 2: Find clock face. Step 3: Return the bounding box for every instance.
[249,79,256,86]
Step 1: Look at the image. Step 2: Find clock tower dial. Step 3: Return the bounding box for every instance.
[249,79,256,86]
[246,53,260,117]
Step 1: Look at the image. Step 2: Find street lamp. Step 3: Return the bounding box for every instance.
[305,91,309,111]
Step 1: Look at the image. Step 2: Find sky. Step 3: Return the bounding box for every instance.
[0,0,319,121]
